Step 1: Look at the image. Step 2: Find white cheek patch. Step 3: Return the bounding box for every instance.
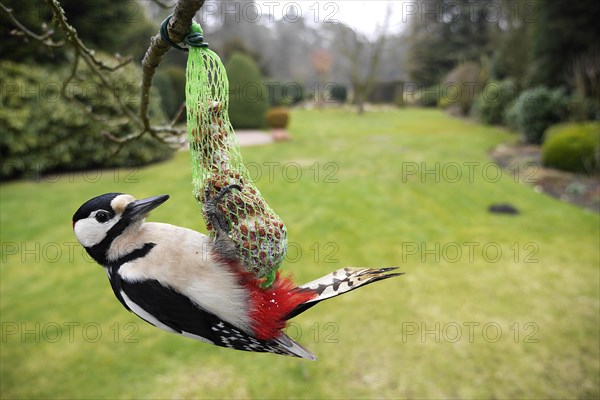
[73,214,121,247]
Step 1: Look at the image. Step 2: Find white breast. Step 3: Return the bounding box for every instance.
[114,222,252,332]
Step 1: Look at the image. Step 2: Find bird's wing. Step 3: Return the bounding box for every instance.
[116,277,316,359]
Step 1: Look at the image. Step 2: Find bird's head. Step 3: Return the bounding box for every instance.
[72,193,169,260]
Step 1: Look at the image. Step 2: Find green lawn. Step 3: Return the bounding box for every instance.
[1,108,598,399]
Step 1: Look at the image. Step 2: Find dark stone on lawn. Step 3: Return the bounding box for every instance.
[488,204,520,215]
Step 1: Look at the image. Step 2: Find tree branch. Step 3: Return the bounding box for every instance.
[4,0,204,146]
[44,0,133,72]
[170,101,187,126]
[140,0,205,136]
[43,0,140,129]
[0,2,63,47]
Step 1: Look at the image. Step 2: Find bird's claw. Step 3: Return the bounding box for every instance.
[205,184,241,234]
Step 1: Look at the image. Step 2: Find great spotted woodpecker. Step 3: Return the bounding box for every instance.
[72,188,401,359]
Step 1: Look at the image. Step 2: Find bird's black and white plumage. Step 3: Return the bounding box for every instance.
[72,192,401,360]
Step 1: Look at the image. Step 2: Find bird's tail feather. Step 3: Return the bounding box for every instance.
[274,333,317,360]
[286,267,402,319]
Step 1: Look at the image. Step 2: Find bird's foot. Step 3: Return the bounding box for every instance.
[204,184,241,234]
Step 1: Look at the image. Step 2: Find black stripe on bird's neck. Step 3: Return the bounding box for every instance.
[86,217,133,265]
[106,242,156,269]
[105,242,156,312]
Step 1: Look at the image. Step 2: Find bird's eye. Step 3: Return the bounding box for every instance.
[95,211,111,223]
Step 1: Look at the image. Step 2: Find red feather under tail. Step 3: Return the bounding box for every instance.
[244,272,316,340]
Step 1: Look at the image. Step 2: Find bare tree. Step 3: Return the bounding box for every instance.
[336,9,391,114]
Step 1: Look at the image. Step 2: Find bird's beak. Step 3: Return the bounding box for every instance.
[124,194,169,221]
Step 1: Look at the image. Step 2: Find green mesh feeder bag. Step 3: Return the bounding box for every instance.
[185,23,287,286]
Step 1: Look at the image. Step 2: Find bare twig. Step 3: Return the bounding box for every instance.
[61,50,80,99]
[170,101,187,126]
[43,0,133,72]
[0,1,63,47]
[43,0,141,128]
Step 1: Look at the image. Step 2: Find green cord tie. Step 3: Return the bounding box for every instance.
[160,15,208,52]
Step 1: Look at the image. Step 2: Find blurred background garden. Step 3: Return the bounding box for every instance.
[1,0,599,398]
